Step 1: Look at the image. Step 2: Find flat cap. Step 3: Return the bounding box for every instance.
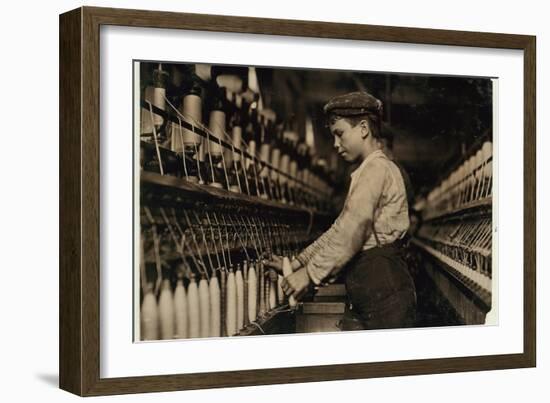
[323,91,383,117]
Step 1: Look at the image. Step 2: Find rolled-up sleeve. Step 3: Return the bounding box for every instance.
[303,159,388,284]
[295,228,332,267]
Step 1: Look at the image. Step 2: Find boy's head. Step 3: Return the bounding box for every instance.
[323,92,384,163]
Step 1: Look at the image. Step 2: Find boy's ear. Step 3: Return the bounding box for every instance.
[360,119,370,139]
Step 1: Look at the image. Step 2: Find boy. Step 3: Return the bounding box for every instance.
[265,91,416,330]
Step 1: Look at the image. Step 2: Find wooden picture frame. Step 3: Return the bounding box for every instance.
[59,6,536,396]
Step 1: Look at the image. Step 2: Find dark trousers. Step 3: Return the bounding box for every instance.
[341,243,417,331]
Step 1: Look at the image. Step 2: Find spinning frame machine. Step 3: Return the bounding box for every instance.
[138,63,335,340]
[137,62,495,341]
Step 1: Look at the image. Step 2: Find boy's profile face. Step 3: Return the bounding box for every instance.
[329,117,367,164]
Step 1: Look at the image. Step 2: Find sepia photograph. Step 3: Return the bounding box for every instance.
[56,5,536,396]
[134,60,495,342]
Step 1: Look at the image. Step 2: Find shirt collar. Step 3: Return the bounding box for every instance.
[350,149,386,180]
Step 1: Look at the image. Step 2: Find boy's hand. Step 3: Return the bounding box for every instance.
[262,255,284,276]
[282,267,311,301]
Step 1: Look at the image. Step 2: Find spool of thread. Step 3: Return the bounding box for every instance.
[243,261,249,326]
[258,262,266,316]
[152,67,168,128]
[224,126,239,170]
[247,140,257,171]
[187,277,200,338]
[236,267,244,331]
[220,270,227,337]
[226,270,238,336]
[279,154,290,185]
[141,87,156,135]
[198,140,206,165]
[159,279,175,340]
[265,276,270,310]
[170,122,181,154]
[181,94,202,151]
[289,160,298,180]
[140,283,159,341]
[247,264,257,322]
[270,148,281,181]
[209,274,221,337]
[231,126,243,163]
[269,280,277,310]
[208,110,225,158]
[152,88,165,128]
[174,279,188,339]
[144,86,154,103]
[260,144,271,178]
[198,276,210,338]
[195,64,212,81]
[216,76,244,94]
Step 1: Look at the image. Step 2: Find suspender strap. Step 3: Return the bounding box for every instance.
[372,221,381,248]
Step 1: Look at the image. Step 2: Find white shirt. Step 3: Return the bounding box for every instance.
[296,150,410,284]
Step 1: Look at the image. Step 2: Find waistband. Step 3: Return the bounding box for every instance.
[360,237,408,256]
